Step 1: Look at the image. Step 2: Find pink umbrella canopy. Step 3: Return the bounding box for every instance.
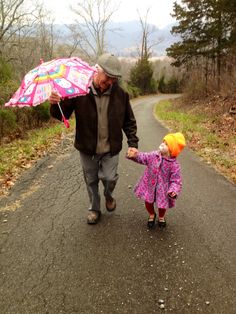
[4,57,96,127]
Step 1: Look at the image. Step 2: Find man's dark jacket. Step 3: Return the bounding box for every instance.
[50,83,139,155]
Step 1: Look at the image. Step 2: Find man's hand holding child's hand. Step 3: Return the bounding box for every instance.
[127,147,138,158]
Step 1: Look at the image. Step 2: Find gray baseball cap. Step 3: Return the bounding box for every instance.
[97,53,122,78]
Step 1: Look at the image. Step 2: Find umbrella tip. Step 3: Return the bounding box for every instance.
[40,58,44,64]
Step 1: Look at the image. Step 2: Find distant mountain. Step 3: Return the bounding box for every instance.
[54,21,180,57]
[106,21,179,57]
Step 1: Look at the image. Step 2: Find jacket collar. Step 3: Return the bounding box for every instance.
[90,82,112,96]
[156,151,176,162]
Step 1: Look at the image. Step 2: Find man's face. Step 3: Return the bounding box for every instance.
[94,70,117,92]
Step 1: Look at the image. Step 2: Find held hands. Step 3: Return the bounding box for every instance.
[127,147,138,158]
[49,91,61,104]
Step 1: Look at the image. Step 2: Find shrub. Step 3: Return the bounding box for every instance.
[0,79,19,108]
[166,77,180,93]
[0,109,17,142]
[121,81,141,99]
[32,102,51,124]
[158,75,166,93]
[0,57,13,83]
[149,78,158,94]
[158,75,181,93]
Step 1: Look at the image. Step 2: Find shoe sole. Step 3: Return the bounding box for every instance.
[158,221,166,228]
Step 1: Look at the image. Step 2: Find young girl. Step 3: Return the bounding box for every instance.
[127,132,186,229]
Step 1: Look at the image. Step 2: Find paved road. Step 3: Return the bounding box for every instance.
[0,94,236,314]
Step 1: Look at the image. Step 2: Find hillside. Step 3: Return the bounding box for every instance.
[55,21,179,57]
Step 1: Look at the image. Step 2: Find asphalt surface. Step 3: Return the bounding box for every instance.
[0,94,236,314]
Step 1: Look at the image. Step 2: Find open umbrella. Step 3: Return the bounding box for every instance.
[4,57,96,128]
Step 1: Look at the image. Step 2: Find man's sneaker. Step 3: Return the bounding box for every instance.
[105,198,116,212]
[87,211,101,224]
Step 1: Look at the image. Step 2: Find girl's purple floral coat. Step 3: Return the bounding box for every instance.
[129,151,182,209]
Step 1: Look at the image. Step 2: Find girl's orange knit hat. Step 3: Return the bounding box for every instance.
[163,132,186,157]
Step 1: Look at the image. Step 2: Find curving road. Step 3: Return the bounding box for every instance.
[0,94,236,313]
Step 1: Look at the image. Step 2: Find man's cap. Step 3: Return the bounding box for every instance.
[163,132,186,157]
[97,53,122,78]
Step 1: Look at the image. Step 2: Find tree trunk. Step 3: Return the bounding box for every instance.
[205,57,208,96]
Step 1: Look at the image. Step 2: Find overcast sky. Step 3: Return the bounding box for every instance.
[44,0,176,28]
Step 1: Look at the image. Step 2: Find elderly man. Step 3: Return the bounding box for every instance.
[49,53,139,224]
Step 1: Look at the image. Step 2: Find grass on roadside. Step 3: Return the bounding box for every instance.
[155,100,206,134]
[154,99,236,184]
[0,119,75,191]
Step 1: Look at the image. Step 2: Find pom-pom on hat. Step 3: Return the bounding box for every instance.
[163,132,186,157]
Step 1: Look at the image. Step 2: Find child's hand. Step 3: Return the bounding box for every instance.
[127,147,138,158]
[168,192,177,199]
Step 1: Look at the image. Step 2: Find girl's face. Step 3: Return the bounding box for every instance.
[158,141,170,156]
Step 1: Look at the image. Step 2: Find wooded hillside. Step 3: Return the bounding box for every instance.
[0,0,235,144]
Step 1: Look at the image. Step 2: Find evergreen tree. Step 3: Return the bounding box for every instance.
[167,0,236,90]
[222,0,236,46]
[129,57,155,94]
[167,0,205,66]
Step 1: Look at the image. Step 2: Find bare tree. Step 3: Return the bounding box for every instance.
[0,1,58,78]
[0,0,34,56]
[35,5,57,61]
[69,0,119,61]
[64,23,86,58]
[137,8,162,59]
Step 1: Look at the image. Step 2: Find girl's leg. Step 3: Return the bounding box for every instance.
[145,201,155,216]
[145,202,156,229]
[158,208,166,219]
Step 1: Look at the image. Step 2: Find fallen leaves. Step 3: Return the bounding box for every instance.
[170,95,236,184]
[0,127,68,197]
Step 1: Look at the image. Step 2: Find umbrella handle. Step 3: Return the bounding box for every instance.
[57,102,70,128]
[62,115,70,128]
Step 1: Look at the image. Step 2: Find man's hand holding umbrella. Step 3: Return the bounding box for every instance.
[49,91,61,104]
[49,91,70,128]
[4,57,96,129]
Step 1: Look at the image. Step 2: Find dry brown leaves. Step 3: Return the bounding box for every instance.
[174,94,236,184]
[0,133,63,197]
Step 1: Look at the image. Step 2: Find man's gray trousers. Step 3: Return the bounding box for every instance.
[79,152,119,212]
